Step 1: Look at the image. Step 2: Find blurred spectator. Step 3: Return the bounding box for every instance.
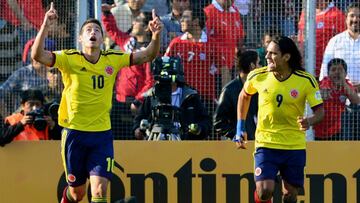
[142,0,170,16]
[165,8,217,112]
[0,89,62,147]
[191,0,212,10]
[204,0,245,89]
[320,3,360,89]
[256,29,277,67]
[111,0,147,34]
[233,0,250,46]
[213,50,260,140]
[298,1,346,78]
[160,0,191,53]
[0,38,60,117]
[0,0,45,48]
[133,57,211,140]
[254,0,301,38]
[314,58,360,140]
[0,19,22,82]
[102,4,154,139]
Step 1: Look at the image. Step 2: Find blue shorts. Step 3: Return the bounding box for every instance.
[254,147,306,187]
[61,128,114,187]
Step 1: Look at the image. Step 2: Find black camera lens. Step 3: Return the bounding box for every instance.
[33,117,47,131]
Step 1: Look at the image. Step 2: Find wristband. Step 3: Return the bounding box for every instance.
[233,119,246,142]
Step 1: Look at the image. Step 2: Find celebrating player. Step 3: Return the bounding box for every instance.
[235,36,324,203]
[31,2,162,203]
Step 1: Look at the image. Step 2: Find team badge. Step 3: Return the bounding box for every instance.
[290,89,299,98]
[105,66,114,75]
[255,167,262,176]
[67,174,76,183]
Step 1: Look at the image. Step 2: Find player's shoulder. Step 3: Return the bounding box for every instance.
[102,49,126,56]
[247,67,268,81]
[293,70,318,88]
[62,49,81,55]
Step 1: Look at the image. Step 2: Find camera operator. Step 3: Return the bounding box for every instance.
[133,56,211,140]
[0,89,62,146]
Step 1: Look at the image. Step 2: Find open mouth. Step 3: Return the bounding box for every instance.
[89,36,96,41]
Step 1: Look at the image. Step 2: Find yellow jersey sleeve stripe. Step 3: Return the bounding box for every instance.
[294,70,317,84]
[293,71,316,88]
[64,49,81,55]
[248,70,267,81]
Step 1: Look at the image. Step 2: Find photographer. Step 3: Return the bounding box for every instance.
[133,56,211,140]
[0,89,61,146]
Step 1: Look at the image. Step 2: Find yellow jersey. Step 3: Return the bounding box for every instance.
[244,67,323,149]
[53,49,131,131]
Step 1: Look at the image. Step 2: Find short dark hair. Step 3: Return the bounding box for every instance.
[80,18,104,36]
[327,58,347,73]
[237,50,258,74]
[21,89,45,104]
[191,8,206,29]
[271,36,304,71]
[346,2,360,15]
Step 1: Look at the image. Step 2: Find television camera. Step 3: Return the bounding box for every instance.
[141,56,184,141]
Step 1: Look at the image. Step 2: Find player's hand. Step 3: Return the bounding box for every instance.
[297,116,310,131]
[149,9,163,36]
[234,133,247,149]
[234,120,247,149]
[43,2,58,28]
[101,3,116,13]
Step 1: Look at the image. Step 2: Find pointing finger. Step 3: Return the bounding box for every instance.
[50,2,54,10]
[152,9,157,19]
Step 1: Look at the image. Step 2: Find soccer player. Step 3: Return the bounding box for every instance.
[31,2,162,203]
[235,36,324,203]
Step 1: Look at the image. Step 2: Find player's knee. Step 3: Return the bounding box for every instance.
[257,188,272,201]
[91,182,107,197]
[283,193,297,203]
[70,187,86,202]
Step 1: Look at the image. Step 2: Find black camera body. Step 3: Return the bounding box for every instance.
[27,108,47,131]
[152,56,184,104]
[26,101,60,131]
[147,56,184,139]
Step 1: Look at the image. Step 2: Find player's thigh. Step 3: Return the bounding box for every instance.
[87,130,114,195]
[256,179,276,193]
[280,149,306,188]
[61,128,89,186]
[254,147,280,185]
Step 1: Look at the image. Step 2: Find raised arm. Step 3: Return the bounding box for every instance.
[31,2,58,67]
[132,9,163,65]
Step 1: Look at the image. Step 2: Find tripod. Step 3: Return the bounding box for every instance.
[146,123,181,141]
